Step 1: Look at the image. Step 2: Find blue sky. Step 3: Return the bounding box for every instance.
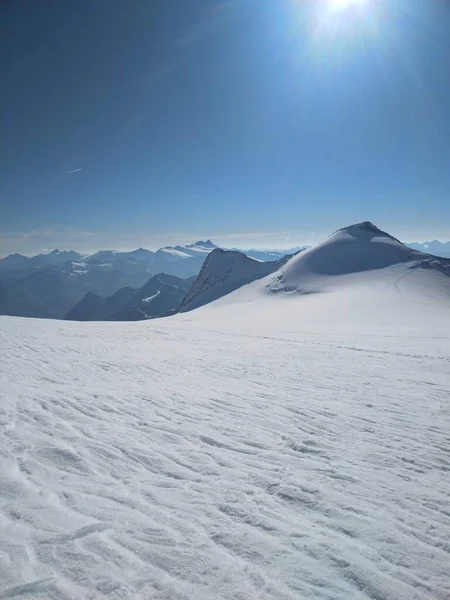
[1,0,449,255]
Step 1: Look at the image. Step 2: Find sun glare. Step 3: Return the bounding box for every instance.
[328,0,368,10]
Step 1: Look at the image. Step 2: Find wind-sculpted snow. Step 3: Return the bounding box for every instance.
[1,308,449,599]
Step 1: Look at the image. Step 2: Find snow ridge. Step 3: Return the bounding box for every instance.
[180,249,286,312]
[266,221,433,294]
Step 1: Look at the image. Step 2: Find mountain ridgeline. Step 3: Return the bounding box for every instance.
[66,274,196,321]
[179,249,293,313]
[66,247,291,322]
[1,224,449,321]
[0,241,294,320]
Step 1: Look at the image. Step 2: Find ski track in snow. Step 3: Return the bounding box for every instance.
[1,316,450,600]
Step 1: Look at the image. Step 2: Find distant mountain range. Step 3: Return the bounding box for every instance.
[1,235,448,321]
[0,241,297,319]
[407,240,450,258]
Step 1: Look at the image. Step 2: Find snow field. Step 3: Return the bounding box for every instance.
[1,313,449,600]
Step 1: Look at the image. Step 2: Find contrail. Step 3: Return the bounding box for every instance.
[67,167,83,175]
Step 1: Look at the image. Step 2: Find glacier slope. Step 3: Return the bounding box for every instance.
[1,302,449,599]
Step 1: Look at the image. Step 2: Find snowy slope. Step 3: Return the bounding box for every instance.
[184,222,450,330]
[1,222,450,600]
[268,222,422,285]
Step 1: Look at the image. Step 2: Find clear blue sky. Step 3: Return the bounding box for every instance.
[1,0,449,254]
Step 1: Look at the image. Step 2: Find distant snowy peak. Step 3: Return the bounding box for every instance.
[37,249,84,267]
[408,240,450,258]
[180,249,285,313]
[0,241,289,282]
[187,240,217,249]
[124,248,154,262]
[157,240,219,261]
[86,250,119,263]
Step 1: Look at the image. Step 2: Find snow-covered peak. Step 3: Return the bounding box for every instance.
[42,249,78,257]
[266,222,424,292]
[157,241,218,261]
[86,250,119,263]
[188,239,217,249]
[129,247,151,255]
[180,249,283,312]
[330,221,403,244]
[122,248,155,262]
[408,239,450,258]
[36,249,84,267]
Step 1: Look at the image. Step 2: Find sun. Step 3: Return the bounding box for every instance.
[327,0,368,10]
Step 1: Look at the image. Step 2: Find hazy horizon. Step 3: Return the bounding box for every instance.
[2,222,450,258]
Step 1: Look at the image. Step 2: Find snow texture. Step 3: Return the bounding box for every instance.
[1,222,450,600]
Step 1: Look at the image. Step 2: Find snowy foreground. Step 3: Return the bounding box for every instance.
[2,246,450,598]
